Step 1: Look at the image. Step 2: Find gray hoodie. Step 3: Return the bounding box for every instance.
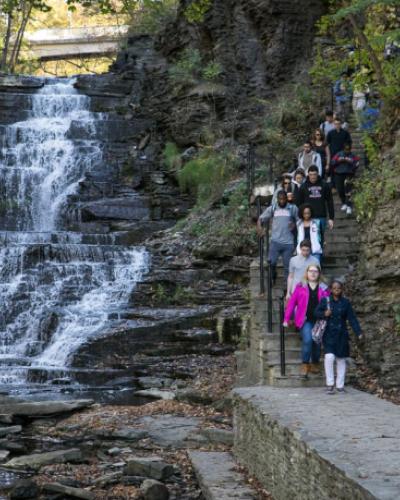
[259,203,298,245]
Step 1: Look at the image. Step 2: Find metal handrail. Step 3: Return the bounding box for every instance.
[279,293,286,376]
[267,262,273,332]
[257,197,265,295]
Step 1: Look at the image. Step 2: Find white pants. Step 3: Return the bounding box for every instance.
[324,353,346,389]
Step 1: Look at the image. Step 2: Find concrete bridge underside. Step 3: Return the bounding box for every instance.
[20,25,129,61]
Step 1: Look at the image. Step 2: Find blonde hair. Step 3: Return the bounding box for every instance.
[301,263,327,286]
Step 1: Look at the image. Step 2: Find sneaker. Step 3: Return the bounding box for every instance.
[326,386,335,395]
[340,204,348,211]
[346,206,352,215]
[336,387,346,394]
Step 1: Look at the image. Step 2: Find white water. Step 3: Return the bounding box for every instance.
[0,79,149,384]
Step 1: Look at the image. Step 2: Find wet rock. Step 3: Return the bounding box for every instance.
[9,478,39,499]
[0,414,13,424]
[80,196,150,221]
[199,428,234,446]
[1,400,94,417]
[0,439,27,453]
[4,448,82,471]
[42,482,95,500]
[0,425,22,437]
[141,479,170,500]
[134,389,176,400]
[137,376,174,389]
[0,449,10,461]
[125,456,175,480]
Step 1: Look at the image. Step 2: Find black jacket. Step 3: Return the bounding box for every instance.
[298,178,335,219]
[315,296,362,358]
[327,128,352,157]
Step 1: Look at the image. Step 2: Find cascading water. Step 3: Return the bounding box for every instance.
[0,79,149,391]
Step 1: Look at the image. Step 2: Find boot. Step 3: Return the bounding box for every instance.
[300,363,309,376]
[309,363,321,374]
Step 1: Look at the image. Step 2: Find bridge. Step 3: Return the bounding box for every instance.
[20,25,130,61]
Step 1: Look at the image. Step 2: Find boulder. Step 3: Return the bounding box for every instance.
[4,448,82,471]
[125,456,174,480]
[140,479,170,500]
[9,479,39,499]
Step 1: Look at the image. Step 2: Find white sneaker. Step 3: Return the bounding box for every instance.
[346,206,352,215]
[341,204,347,211]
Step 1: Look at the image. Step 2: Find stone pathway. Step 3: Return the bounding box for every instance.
[189,451,256,499]
[233,386,400,500]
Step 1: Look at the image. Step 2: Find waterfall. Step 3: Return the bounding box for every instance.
[0,79,149,386]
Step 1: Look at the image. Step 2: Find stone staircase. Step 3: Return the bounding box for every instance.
[237,122,364,388]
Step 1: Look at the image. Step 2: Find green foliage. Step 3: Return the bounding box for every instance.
[177,148,240,205]
[127,0,178,34]
[169,48,202,85]
[202,61,222,81]
[152,282,195,305]
[353,134,399,220]
[163,142,182,170]
[184,0,212,23]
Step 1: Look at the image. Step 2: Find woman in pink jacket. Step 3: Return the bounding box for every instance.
[283,263,329,376]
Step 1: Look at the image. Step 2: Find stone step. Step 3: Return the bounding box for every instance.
[233,387,400,500]
[271,374,325,388]
[189,451,256,500]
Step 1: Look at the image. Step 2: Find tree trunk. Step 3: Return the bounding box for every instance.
[348,13,386,87]
[9,3,32,72]
[1,14,13,72]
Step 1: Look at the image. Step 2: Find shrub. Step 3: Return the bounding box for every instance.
[177,148,240,205]
[202,61,222,81]
[163,142,181,170]
[169,48,202,85]
[184,0,212,23]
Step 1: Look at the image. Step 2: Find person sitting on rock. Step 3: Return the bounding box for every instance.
[257,190,298,284]
[331,143,360,216]
[283,264,329,376]
[297,141,322,177]
[286,239,319,300]
[296,204,322,261]
[315,279,363,395]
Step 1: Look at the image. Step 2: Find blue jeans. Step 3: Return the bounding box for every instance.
[316,217,327,247]
[268,241,293,280]
[300,321,321,363]
[312,253,321,262]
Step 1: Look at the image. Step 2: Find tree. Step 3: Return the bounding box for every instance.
[1,0,51,72]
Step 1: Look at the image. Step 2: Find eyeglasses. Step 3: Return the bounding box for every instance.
[283,181,291,185]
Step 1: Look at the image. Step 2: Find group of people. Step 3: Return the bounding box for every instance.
[256,108,363,395]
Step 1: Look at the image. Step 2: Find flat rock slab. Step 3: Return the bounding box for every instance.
[233,387,400,500]
[42,482,95,499]
[189,451,255,499]
[136,415,200,448]
[1,399,94,417]
[4,448,82,471]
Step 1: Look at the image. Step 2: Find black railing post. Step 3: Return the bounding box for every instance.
[279,294,286,376]
[257,196,265,295]
[267,262,273,332]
